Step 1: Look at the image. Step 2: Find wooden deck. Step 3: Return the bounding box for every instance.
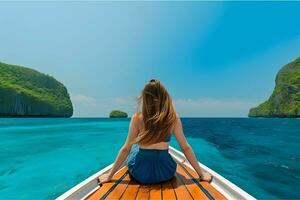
[86,162,227,200]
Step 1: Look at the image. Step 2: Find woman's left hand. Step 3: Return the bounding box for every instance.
[98,173,111,186]
[199,171,213,183]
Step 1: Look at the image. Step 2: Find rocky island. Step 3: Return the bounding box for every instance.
[109,110,128,118]
[0,62,73,117]
[249,57,300,118]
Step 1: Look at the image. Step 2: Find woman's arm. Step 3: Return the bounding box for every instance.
[173,115,212,182]
[99,113,139,183]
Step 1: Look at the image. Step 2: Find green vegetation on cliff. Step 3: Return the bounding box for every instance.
[249,57,300,118]
[109,110,128,118]
[0,62,73,117]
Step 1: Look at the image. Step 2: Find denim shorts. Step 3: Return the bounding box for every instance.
[126,144,177,184]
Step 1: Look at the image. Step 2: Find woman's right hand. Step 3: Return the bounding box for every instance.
[199,171,213,183]
[98,173,111,186]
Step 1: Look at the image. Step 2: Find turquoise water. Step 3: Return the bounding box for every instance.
[0,118,299,199]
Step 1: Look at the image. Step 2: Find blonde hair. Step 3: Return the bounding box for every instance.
[136,79,177,145]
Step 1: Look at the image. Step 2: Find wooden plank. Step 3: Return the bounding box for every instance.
[177,165,209,200]
[182,163,227,200]
[120,181,140,200]
[171,168,193,200]
[86,162,226,200]
[104,173,130,199]
[161,181,176,200]
[200,182,227,200]
[136,185,151,200]
[86,167,128,200]
[149,184,162,200]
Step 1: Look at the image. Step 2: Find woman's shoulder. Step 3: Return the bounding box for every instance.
[132,112,143,124]
[174,113,180,122]
[131,113,144,132]
[172,113,181,130]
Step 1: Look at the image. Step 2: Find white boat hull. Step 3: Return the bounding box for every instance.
[57,146,256,200]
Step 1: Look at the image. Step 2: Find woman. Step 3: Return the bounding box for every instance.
[99,79,212,184]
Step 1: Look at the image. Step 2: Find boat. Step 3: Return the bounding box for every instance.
[57,146,256,200]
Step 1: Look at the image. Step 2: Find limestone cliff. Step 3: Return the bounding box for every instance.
[0,62,73,117]
[249,57,300,118]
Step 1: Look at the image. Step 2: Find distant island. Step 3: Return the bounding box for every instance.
[249,57,300,118]
[0,62,73,117]
[109,110,128,118]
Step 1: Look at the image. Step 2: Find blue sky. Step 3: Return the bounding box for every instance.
[1,1,300,117]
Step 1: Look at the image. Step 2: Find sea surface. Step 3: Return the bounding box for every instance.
[0,118,299,200]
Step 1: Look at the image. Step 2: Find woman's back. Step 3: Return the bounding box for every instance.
[135,112,171,150]
[126,113,176,184]
[98,79,212,185]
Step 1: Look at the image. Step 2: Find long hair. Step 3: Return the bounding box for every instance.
[136,79,177,145]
